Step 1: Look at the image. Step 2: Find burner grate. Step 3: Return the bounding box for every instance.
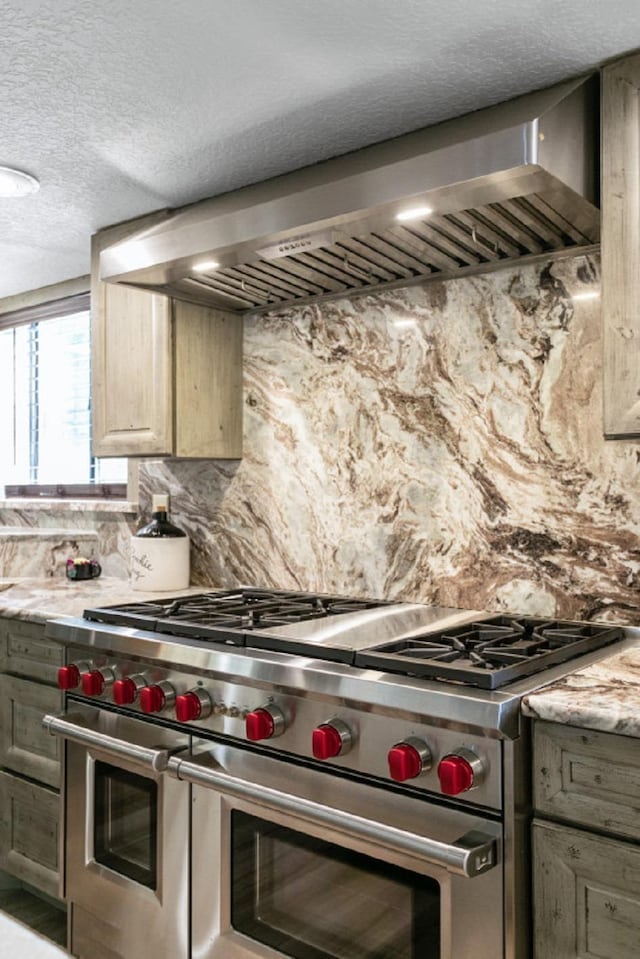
[355,618,624,689]
[84,588,385,646]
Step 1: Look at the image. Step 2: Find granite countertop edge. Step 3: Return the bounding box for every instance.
[522,643,640,739]
[0,576,205,625]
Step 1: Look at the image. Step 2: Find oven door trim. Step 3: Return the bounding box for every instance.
[169,751,496,878]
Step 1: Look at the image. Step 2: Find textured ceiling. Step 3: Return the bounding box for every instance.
[1,0,640,299]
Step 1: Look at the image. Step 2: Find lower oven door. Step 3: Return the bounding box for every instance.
[44,703,190,959]
[170,740,504,959]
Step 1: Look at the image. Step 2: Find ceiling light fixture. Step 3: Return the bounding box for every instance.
[193,259,220,273]
[0,165,40,198]
[396,205,433,222]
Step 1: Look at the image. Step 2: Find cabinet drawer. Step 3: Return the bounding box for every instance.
[533,819,640,959]
[0,770,60,900]
[533,721,640,841]
[0,674,63,787]
[0,618,63,684]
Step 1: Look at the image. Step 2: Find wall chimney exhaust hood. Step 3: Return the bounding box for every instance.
[100,75,599,315]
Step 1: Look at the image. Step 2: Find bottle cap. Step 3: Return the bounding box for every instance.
[152,493,169,513]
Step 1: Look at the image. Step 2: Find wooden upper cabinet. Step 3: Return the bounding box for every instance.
[602,53,640,437]
[91,216,243,459]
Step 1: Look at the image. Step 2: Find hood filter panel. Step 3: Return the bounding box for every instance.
[167,190,597,314]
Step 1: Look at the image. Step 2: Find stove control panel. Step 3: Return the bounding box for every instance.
[60,648,501,808]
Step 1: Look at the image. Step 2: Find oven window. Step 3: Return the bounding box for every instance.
[231,811,440,959]
[94,760,157,889]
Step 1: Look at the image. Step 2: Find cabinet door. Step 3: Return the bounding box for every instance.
[602,52,640,437]
[91,215,174,457]
[174,300,243,458]
[0,617,62,684]
[0,770,60,899]
[534,819,640,959]
[534,721,640,841]
[0,674,63,787]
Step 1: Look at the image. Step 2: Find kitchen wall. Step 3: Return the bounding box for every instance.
[138,251,640,623]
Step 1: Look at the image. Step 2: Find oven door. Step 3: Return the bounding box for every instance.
[44,703,190,959]
[170,740,504,959]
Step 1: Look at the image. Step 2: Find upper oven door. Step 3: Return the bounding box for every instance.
[171,739,504,959]
[45,702,190,959]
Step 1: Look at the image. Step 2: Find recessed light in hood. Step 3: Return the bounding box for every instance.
[193,259,220,272]
[396,205,433,222]
[100,74,600,315]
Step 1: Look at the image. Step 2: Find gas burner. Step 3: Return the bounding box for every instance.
[354,617,624,689]
[83,588,385,647]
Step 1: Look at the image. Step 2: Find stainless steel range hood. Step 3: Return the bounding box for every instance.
[100,74,599,315]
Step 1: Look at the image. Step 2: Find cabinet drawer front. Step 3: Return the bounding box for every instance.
[0,675,63,787]
[533,721,640,841]
[534,820,640,959]
[0,618,63,683]
[0,770,60,900]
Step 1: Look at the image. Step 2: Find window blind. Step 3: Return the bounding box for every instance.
[0,298,127,496]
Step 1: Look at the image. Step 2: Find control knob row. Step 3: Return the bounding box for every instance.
[58,664,482,795]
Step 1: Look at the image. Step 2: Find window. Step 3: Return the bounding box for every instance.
[0,293,127,497]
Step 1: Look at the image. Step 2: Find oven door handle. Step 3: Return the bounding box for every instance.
[168,753,497,878]
[43,712,174,772]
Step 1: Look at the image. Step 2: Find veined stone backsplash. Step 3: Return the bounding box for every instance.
[138,252,640,624]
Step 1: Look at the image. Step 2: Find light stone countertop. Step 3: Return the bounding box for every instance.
[522,643,640,738]
[0,576,205,625]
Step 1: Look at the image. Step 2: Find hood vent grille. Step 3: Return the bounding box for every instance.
[100,75,599,314]
[171,191,595,312]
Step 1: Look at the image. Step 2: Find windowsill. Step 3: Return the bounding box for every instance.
[0,498,138,514]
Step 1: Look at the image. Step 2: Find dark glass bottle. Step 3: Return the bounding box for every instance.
[135,496,186,538]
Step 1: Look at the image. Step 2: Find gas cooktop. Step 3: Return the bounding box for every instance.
[83,588,624,690]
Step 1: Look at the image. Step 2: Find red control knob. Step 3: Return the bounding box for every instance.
[437,754,475,796]
[245,705,285,741]
[312,720,352,760]
[140,684,167,714]
[312,724,342,759]
[175,690,212,722]
[81,670,106,697]
[57,664,81,690]
[113,677,138,706]
[388,743,424,782]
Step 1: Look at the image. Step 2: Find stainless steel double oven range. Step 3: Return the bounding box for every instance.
[43,588,626,959]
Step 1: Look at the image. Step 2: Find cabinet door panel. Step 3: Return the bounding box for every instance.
[174,301,243,458]
[602,52,640,437]
[90,213,174,457]
[0,770,60,899]
[534,820,640,959]
[92,283,173,456]
[0,674,63,786]
[534,721,640,841]
[0,617,62,683]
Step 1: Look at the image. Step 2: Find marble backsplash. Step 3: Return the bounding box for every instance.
[138,252,640,624]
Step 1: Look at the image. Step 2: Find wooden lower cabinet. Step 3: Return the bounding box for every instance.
[533,721,640,957]
[0,617,63,900]
[0,674,63,787]
[533,819,640,959]
[0,770,60,900]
